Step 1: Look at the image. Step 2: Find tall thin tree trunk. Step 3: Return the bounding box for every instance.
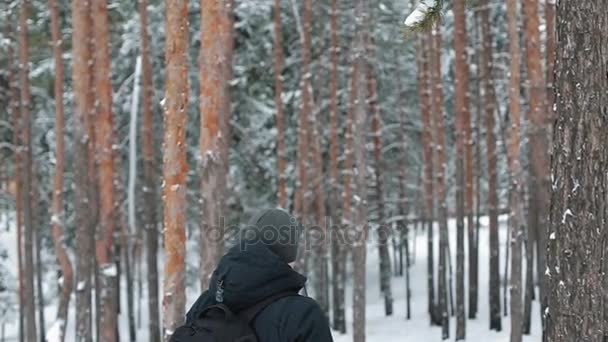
[32,173,45,342]
[294,0,313,274]
[367,39,393,317]
[49,0,74,339]
[544,0,556,121]
[72,0,94,339]
[453,0,469,338]
[162,0,189,338]
[506,0,524,340]
[479,0,502,331]
[274,0,288,208]
[328,0,345,333]
[351,3,367,341]
[396,60,411,320]
[138,0,160,339]
[430,24,449,340]
[199,0,231,290]
[7,21,24,342]
[546,1,607,339]
[18,1,38,340]
[523,1,550,331]
[417,33,437,326]
[92,0,118,339]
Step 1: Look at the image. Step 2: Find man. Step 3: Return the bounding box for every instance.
[186,208,334,342]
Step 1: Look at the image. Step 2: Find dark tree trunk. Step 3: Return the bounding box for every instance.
[416,33,438,326]
[479,0,501,331]
[545,1,607,341]
[431,25,449,340]
[138,0,160,340]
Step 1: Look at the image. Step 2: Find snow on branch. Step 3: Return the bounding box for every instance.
[403,0,443,32]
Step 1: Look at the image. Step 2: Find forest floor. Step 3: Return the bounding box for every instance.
[0,213,542,341]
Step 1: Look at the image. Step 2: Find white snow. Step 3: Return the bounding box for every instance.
[102,264,118,277]
[45,320,65,342]
[549,232,556,240]
[2,213,542,342]
[561,209,574,224]
[403,0,438,28]
[77,280,87,291]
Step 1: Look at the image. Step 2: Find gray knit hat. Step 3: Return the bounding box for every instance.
[242,208,303,263]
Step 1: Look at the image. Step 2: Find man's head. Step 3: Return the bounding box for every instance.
[241,208,303,263]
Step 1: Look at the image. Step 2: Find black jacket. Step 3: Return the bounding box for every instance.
[186,243,333,342]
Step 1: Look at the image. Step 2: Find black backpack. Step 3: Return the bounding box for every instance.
[170,291,297,342]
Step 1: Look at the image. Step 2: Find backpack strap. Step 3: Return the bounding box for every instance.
[239,291,299,323]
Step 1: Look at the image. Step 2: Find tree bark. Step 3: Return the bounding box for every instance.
[506,0,524,340]
[18,1,37,340]
[6,21,24,342]
[453,0,469,338]
[545,0,556,121]
[138,0,160,340]
[416,33,438,326]
[328,0,345,333]
[163,0,189,338]
[48,0,74,339]
[199,0,231,290]
[294,0,313,274]
[91,0,118,339]
[274,0,288,208]
[546,1,607,340]
[430,25,449,340]
[351,3,367,340]
[367,38,393,317]
[72,0,95,339]
[479,0,502,331]
[522,0,550,328]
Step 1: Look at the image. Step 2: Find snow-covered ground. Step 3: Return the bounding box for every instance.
[1,213,541,341]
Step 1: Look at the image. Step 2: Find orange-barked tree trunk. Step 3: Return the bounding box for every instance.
[162,0,189,338]
[72,0,95,339]
[91,0,118,340]
[199,0,232,290]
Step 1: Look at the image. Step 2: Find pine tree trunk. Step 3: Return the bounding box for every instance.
[479,0,502,331]
[48,0,74,339]
[545,0,556,121]
[91,0,118,339]
[351,3,367,339]
[416,33,437,326]
[294,0,313,274]
[32,172,45,342]
[199,0,231,290]
[453,0,469,337]
[274,0,288,208]
[7,23,25,342]
[138,0,160,340]
[367,42,393,317]
[522,0,550,328]
[396,61,411,320]
[328,0,346,333]
[430,25,450,340]
[18,1,37,340]
[506,0,524,340]
[546,1,607,340]
[162,0,189,338]
[72,0,95,339]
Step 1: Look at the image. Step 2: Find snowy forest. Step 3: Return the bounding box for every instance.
[0,0,606,341]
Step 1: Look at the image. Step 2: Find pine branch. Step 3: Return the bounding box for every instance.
[403,0,443,33]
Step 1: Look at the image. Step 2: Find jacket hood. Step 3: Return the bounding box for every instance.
[186,242,306,321]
